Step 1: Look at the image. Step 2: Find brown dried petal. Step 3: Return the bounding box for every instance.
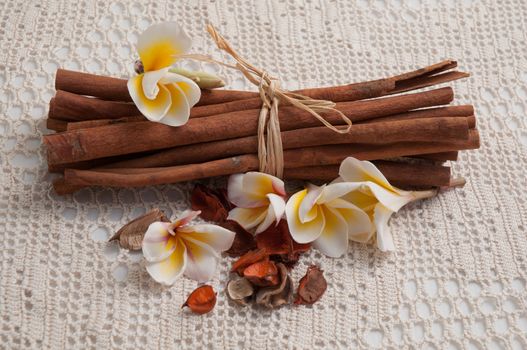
[243,260,279,287]
[222,220,256,257]
[226,277,254,306]
[256,220,311,266]
[109,208,168,250]
[294,265,327,305]
[182,285,217,315]
[190,184,229,222]
[255,263,293,309]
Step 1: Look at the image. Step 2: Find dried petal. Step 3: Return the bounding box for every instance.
[255,220,311,266]
[243,260,279,287]
[222,220,256,257]
[294,265,327,305]
[231,248,268,275]
[182,285,217,315]
[190,184,230,222]
[110,208,169,250]
[255,263,293,308]
[226,277,254,306]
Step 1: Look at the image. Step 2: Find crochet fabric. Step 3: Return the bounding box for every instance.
[1,0,526,349]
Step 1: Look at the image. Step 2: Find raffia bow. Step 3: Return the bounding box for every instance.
[175,24,353,178]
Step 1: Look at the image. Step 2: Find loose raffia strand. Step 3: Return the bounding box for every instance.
[174,24,352,177]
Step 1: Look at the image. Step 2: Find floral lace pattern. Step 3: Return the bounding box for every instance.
[1,0,526,348]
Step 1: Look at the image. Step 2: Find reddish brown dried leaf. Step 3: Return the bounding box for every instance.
[243,260,279,287]
[294,265,327,305]
[231,248,269,275]
[182,285,217,315]
[222,220,257,257]
[190,184,231,222]
[256,220,311,266]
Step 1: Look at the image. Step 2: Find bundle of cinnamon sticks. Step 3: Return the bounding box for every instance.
[43,60,479,195]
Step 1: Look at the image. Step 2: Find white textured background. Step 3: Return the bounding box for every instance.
[1,0,527,349]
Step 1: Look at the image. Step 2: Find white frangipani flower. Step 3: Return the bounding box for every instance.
[227,172,287,234]
[338,157,437,252]
[142,210,235,285]
[285,182,372,257]
[127,22,201,127]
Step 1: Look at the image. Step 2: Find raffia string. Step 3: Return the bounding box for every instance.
[175,24,353,178]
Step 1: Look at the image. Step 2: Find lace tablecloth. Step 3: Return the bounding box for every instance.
[1,0,526,349]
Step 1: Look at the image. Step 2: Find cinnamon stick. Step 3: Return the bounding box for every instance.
[49,90,139,121]
[364,105,475,128]
[54,60,461,102]
[53,129,479,194]
[188,70,468,118]
[97,116,470,169]
[60,138,474,190]
[46,117,68,132]
[44,87,454,165]
[284,160,451,187]
[66,116,145,131]
[54,160,450,195]
[52,61,467,120]
[417,151,458,161]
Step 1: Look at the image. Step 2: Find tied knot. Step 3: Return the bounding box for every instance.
[257,73,284,177]
[176,24,354,178]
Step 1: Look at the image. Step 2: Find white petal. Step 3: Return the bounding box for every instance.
[157,83,191,127]
[178,224,235,253]
[374,204,395,252]
[298,184,324,223]
[327,198,374,243]
[341,190,378,212]
[171,210,200,230]
[128,74,172,122]
[160,72,201,107]
[316,182,362,205]
[255,193,286,234]
[339,157,395,192]
[286,189,325,244]
[181,236,219,283]
[145,237,187,285]
[227,206,268,231]
[313,206,349,257]
[228,172,284,208]
[142,68,170,100]
[365,182,413,212]
[142,222,176,262]
[137,22,191,72]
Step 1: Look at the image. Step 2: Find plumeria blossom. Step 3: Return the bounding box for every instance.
[227,172,287,234]
[142,210,235,285]
[338,157,437,252]
[285,182,373,257]
[128,22,201,126]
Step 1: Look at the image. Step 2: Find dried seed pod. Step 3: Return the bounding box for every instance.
[231,248,268,275]
[169,68,226,89]
[182,285,217,315]
[255,263,293,309]
[294,265,327,305]
[243,260,279,287]
[109,208,169,250]
[226,277,254,306]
